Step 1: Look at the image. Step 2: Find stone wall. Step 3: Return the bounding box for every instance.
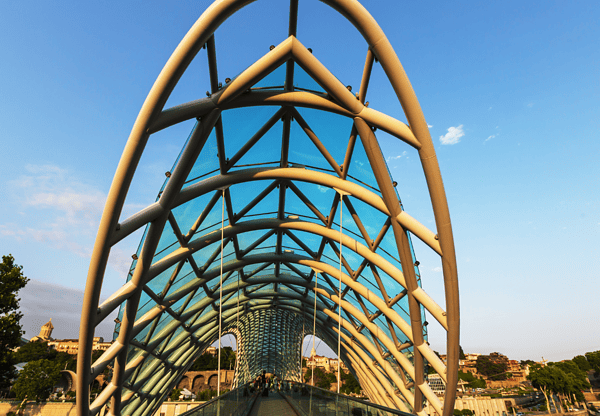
[0,401,77,416]
[175,370,235,393]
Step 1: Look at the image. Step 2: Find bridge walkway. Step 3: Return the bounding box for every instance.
[248,392,299,416]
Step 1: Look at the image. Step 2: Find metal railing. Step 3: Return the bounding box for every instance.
[279,380,414,416]
[178,382,258,416]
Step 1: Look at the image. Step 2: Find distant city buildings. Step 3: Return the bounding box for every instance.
[26,319,112,355]
[304,347,347,372]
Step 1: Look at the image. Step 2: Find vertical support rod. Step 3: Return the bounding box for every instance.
[217,188,225,397]
[338,197,343,394]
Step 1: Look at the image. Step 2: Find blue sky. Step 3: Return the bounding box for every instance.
[1,0,598,362]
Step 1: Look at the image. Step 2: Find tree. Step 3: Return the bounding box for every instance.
[459,346,466,360]
[572,355,591,372]
[170,388,181,401]
[585,351,600,376]
[551,360,590,403]
[12,359,61,402]
[476,354,509,381]
[458,371,486,389]
[528,365,556,414]
[340,371,361,395]
[13,341,51,363]
[0,255,29,389]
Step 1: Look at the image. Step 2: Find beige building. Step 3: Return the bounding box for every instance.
[28,319,112,355]
[305,348,347,372]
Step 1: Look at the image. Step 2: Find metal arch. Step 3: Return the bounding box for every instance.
[77,1,459,416]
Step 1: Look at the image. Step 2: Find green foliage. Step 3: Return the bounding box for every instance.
[476,354,509,380]
[459,346,466,360]
[585,351,600,375]
[572,355,591,372]
[0,255,29,389]
[189,347,236,371]
[550,360,590,401]
[13,341,51,363]
[14,342,77,374]
[340,371,361,395]
[458,371,486,388]
[304,367,335,389]
[528,362,590,405]
[197,389,218,401]
[13,359,61,402]
[454,409,474,416]
[170,388,181,401]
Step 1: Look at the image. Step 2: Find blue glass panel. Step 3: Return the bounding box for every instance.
[345,195,388,243]
[146,262,180,298]
[295,107,352,167]
[345,134,380,193]
[182,129,219,189]
[171,191,217,237]
[293,64,326,94]
[354,264,379,292]
[221,106,283,168]
[152,220,179,264]
[228,180,279,220]
[251,63,286,90]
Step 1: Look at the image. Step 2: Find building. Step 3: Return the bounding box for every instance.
[29,319,55,342]
[48,337,112,355]
[27,319,112,355]
[428,373,446,396]
[305,348,347,373]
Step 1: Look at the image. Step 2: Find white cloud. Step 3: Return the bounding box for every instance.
[427,124,433,129]
[2,164,136,275]
[432,266,442,272]
[317,185,329,193]
[485,135,496,142]
[439,125,464,145]
[386,151,407,162]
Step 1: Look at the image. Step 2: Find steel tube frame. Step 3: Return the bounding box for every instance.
[78,1,459,415]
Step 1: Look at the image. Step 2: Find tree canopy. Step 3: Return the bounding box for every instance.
[0,254,29,389]
[189,347,236,371]
[12,359,61,402]
[476,354,510,381]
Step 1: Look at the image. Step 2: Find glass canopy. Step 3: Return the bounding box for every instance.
[77,2,459,416]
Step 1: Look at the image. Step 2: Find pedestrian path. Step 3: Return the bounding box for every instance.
[248,392,298,416]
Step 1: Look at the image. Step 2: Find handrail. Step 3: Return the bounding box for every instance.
[178,381,258,416]
[282,380,415,416]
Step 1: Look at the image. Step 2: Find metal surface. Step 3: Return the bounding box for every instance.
[77,1,459,416]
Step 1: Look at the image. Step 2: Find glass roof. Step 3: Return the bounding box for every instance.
[82,3,458,416]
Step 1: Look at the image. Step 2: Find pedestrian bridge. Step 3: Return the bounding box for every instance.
[76,1,459,416]
[177,381,415,416]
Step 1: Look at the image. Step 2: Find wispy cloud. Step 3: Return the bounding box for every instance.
[439,125,464,145]
[317,185,329,193]
[1,164,132,274]
[427,124,433,129]
[485,134,496,142]
[432,266,442,272]
[386,151,407,162]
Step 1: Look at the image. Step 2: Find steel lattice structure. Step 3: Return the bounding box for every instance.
[76,1,459,416]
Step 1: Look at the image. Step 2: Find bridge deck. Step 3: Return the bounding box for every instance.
[248,393,298,416]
